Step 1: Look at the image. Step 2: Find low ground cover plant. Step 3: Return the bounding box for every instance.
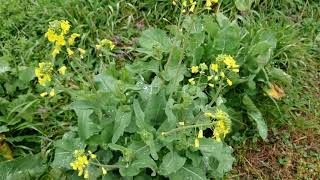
[1,0,318,179]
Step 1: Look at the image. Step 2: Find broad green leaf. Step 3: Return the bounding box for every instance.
[0,125,9,133]
[169,165,207,180]
[74,109,100,141]
[242,95,268,140]
[126,59,160,75]
[182,16,203,34]
[112,106,132,143]
[165,98,177,126]
[133,99,146,129]
[235,0,253,11]
[268,67,292,86]
[139,28,172,52]
[144,90,167,126]
[213,24,240,55]
[94,73,118,93]
[0,154,46,180]
[199,139,234,178]
[18,66,35,83]
[203,16,219,40]
[216,13,230,28]
[159,151,186,176]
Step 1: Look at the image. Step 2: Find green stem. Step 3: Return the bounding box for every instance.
[161,121,216,136]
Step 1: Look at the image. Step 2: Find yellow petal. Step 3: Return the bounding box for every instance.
[194,138,200,148]
[198,130,203,139]
[49,89,55,97]
[58,66,67,75]
[40,92,48,97]
[102,167,107,175]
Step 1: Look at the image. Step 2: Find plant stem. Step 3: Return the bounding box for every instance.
[161,121,216,136]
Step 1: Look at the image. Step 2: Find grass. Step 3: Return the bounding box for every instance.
[0,0,319,178]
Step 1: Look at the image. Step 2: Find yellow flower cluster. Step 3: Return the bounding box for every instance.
[188,54,239,87]
[96,39,115,50]
[205,109,231,142]
[45,20,82,58]
[172,0,218,12]
[35,62,53,86]
[70,150,97,179]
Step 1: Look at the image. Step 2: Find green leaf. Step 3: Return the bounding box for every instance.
[144,90,167,126]
[169,165,207,180]
[0,125,9,133]
[74,109,100,141]
[94,73,118,93]
[133,99,146,129]
[216,13,230,28]
[139,28,172,52]
[112,106,132,143]
[235,0,253,11]
[242,95,268,140]
[0,154,46,180]
[199,139,234,178]
[119,146,157,177]
[159,151,186,176]
[213,24,240,55]
[268,67,292,86]
[52,132,85,169]
[165,98,177,126]
[18,66,35,83]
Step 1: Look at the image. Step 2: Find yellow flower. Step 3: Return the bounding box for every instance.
[205,0,212,8]
[88,151,96,159]
[215,109,228,120]
[227,78,232,86]
[84,170,89,179]
[70,150,90,178]
[95,44,102,50]
[194,138,199,148]
[213,119,230,142]
[68,33,80,46]
[58,66,67,75]
[67,48,74,56]
[188,78,195,85]
[60,20,71,34]
[102,167,107,175]
[40,92,48,97]
[52,45,61,57]
[204,112,214,118]
[198,130,203,139]
[189,0,196,12]
[223,55,239,69]
[78,48,86,59]
[45,28,57,42]
[100,39,115,50]
[35,62,53,86]
[55,34,66,46]
[178,122,185,126]
[182,0,187,7]
[220,72,225,78]
[232,68,239,73]
[49,89,55,97]
[210,63,219,72]
[172,0,177,6]
[191,66,199,73]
